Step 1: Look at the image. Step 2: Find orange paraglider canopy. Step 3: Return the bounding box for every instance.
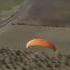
[26,39,57,51]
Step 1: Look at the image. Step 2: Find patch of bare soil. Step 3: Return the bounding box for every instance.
[0,0,70,28]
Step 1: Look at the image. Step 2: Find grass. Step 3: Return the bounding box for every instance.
[0,0,24,22]
[0,0,23,11]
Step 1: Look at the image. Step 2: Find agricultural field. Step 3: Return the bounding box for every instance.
[0,0,70,70]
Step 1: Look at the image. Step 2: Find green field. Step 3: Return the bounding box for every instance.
[0,0,24,21]
[0,0,23,11]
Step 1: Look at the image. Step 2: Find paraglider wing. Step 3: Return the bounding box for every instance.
[26,39,57,51]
